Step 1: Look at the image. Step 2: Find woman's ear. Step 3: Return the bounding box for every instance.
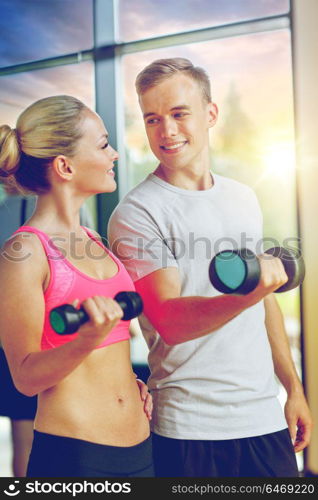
[51,155,74,181]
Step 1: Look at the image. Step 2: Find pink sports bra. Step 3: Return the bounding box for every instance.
[13,225,134,350]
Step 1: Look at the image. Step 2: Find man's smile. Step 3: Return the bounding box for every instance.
[160,141,188,153]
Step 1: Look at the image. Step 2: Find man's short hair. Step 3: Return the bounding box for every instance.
[135,57,212,103]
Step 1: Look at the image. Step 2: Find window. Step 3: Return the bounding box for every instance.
[0,0,93,66]
[118,0,290,41]
[0,62,95,125]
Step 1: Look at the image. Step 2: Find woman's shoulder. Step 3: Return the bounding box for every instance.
[1,230,49,272]
[81,226,108,247]
[82,226,100,239]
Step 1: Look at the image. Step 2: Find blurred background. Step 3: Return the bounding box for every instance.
[0,0,317,477]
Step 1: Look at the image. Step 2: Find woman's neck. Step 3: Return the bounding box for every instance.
[25,192,85,234]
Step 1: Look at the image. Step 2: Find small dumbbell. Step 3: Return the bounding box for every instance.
[209,247,305,295]
[50,291,143,335]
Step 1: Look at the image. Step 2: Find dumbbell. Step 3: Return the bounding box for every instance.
[209,247,305,295]
[50,291,143,335]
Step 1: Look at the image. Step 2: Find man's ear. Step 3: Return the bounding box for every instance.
[52,155,74,181]
[207,102,218,129]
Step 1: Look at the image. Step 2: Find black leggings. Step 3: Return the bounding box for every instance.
[27,430,154,477]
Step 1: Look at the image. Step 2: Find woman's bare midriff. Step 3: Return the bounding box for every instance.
[34,340,150,446]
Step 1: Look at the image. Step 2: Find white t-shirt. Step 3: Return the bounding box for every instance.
[108,172,287,440]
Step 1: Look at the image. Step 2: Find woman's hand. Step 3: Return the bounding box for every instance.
[135,376,153,421]
[74,296,123,348]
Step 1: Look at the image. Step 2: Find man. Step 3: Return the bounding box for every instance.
[108,58,312,477]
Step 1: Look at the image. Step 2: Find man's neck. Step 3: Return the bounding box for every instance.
[154,164,213,191]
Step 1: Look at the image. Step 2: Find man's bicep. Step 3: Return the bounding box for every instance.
[135,267,181,323]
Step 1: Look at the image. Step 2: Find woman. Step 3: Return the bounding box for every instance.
[0,183,95,478]
[0,95,153,477]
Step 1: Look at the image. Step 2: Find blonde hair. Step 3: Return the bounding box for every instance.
[135,57,212,103]
[0,95,87,194]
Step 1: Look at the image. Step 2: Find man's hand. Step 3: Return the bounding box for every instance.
[135,376,153,421]
[284,390,313,453]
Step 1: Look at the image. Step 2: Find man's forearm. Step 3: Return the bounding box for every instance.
[264,294,313,451]
[153,294,259,345]
[264,294,303,394]
[136,259,288,346]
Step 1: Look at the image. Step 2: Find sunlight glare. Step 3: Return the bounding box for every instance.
[262,142,296,180]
